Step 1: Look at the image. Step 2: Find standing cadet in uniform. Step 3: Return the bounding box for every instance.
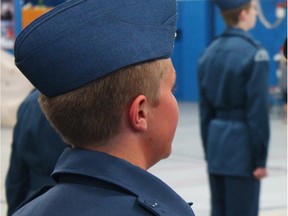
[5,89,67,216]
[198,0,270,216]
[12,0,195,215]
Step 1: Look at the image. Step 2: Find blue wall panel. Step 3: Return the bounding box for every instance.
[172,0,212,101]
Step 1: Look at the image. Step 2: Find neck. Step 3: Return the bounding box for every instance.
[234,23,249,31]
[81,130,154,170]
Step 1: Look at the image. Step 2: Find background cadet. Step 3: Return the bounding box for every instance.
[5,89,67,216]
[198,0,270,215]
[11,0,195,215]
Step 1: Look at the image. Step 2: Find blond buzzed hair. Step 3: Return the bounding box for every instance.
[39,59,168,147]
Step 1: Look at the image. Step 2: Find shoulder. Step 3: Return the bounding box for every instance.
[254,48,269,62]
[232,36,269,62]
[13,185,165,216]
[240,35,270,61]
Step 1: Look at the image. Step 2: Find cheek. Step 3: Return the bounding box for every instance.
[163,95,178,157]
[170,95,179,126]
[165,94,179,135]
[150,94,178,159]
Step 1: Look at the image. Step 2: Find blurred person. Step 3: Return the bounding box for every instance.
[284,38,287,59]
[275,44,287,122]
[198,0,270,216]
[5,89,68,216]
[11,0,195,215]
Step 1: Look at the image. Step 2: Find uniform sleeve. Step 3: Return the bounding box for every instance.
[198,65,215,158]
[5,103,30,216]
[246,48,270,168]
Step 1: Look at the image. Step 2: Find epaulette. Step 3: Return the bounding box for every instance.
[254,49,270,61]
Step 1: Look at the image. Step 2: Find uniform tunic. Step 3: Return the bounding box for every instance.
[6,89,67,216]
[13,148,195,216]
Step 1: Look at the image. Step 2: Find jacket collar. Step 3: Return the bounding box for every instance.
[222,27,249,38]
[52,148,194,215]
[222,27,258,42]
[221,27,260,47]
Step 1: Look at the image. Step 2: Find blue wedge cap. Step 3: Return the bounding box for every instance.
[215,0,251,11]
[14,0,177,97]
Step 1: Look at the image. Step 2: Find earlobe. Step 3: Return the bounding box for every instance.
[129,95,148,132]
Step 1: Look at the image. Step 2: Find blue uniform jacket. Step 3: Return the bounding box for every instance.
[198,27,270,177]
[13,148,195,216]
[6,89,67,215]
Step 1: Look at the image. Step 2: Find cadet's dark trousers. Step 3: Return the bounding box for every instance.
[209,174,260,216]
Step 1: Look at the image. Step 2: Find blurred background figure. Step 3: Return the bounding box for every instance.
[198,0,270,216]
[1,0,14,50]
[284,38,287,58]
[275,38,287,122]
[5,89,68,216]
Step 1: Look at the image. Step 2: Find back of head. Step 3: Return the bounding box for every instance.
[14,0,177,147]
[39,59,169,147]
[214,0,252,26]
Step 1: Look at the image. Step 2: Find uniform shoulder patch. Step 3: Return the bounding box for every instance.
[254,49,269,62]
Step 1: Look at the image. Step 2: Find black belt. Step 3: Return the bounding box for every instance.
[216,110,246,121]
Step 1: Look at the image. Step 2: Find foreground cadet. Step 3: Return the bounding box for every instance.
[12,0,195,215]
[199,0,269,216]
[198,0,270,216]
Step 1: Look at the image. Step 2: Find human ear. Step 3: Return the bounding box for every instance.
[239,9,247,21]
[128,95,148,132]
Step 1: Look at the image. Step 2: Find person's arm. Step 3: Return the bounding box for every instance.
[198,67,215,159]
[246,48,270,179]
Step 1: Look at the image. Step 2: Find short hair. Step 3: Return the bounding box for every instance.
[220,2,251,27]
[39,59,169,147]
